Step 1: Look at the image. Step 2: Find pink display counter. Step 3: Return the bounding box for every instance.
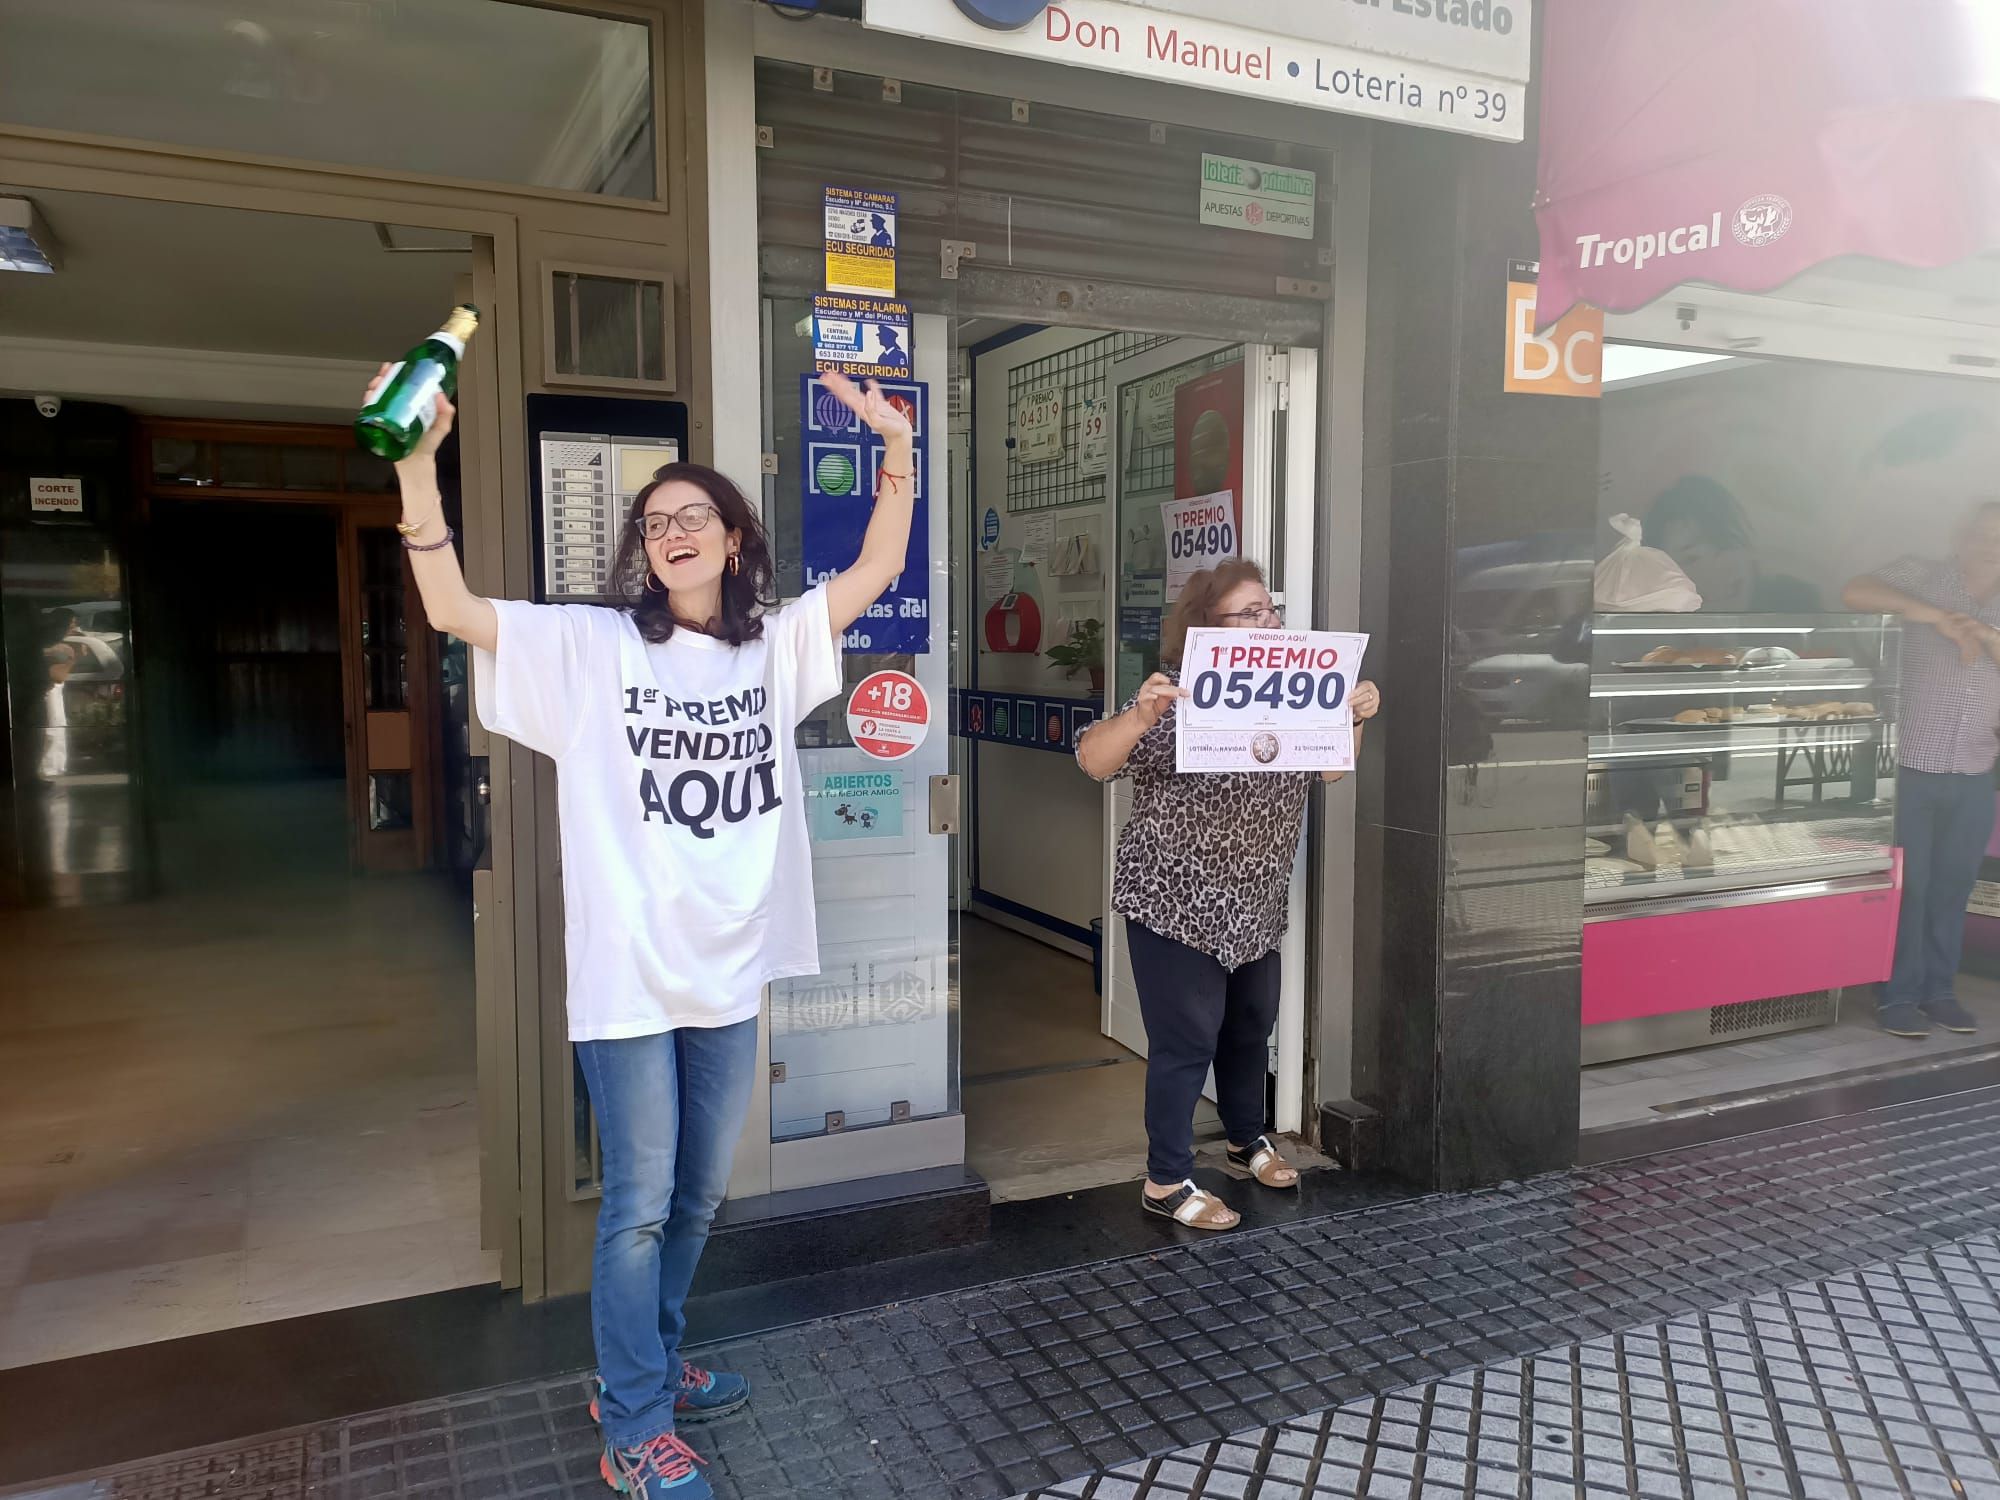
[1582,610,1903,1064]
[1582,854,1901,1028]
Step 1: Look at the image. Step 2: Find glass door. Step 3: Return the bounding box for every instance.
[1100,339,1319,1135]
[755,304,962,1195]
[340,510,442,873]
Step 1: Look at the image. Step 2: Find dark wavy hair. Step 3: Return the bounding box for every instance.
[614,463,776,646]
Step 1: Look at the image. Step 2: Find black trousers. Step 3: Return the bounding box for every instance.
[1123,921,1282,1183]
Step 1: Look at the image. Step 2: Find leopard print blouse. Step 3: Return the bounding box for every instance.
[1089,667,1311,971]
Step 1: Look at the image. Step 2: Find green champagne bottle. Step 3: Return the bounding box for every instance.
[355,304,480,461]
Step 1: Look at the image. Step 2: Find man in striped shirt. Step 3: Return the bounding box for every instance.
[1844,503,2000,1038]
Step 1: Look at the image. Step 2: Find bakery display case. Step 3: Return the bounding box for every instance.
[1582,613,1903,1063]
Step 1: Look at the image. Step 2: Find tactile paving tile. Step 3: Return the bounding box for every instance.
[84,1090,2000,1500]
[303,1379,605,1500]
[11,1435,312,1500]
[1037,1231,2000,1499]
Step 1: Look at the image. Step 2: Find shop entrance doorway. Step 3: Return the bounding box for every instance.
[0,189,490,1367]
[952,327,1321,1200]
[743,56,1339,1213]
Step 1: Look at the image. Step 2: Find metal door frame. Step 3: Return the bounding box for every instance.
[0,144,535,1291]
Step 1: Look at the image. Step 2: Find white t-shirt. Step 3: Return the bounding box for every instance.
[473,590,841,1040]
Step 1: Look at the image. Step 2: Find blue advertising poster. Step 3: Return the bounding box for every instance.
[812,294,912,379]
[800,372,929,654]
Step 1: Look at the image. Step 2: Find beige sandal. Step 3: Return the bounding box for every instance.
[1224,1134,1300,1189]
[1142,1179,1240,1230]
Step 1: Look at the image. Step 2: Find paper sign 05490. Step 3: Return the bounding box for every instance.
[1174,627,1370,774]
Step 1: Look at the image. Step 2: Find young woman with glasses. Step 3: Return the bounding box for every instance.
[372,365,913,1500]
[1076,559,1379,1231]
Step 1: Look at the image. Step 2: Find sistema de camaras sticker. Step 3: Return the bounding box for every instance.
[824,186,897,297]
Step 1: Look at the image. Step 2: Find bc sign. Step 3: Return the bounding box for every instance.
[952,0,1050,26]
[1504,275,1601,399]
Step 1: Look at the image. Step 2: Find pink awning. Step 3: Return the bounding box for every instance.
[1533,0,2000,326]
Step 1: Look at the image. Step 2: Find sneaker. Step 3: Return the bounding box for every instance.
[1878,1003,1931,1039]
[600,1433,710,1499]
[1922,997,1980,1034]
[672,1362,750,1421]
[588,1364,751,1426]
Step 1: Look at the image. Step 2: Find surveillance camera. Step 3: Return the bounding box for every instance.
[1675,305,1697,332]
[33,395,60,419]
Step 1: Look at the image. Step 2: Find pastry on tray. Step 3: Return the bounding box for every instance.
[1635,646,1741,666]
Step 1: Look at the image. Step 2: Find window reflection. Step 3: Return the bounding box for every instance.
[1,0,656,199]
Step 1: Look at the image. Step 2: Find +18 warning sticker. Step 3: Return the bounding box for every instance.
[847,669,929,761]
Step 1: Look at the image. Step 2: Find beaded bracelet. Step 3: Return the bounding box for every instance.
[401,525,456,553]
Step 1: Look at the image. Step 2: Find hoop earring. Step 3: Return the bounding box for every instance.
[644,573,665,594]
[728,554,741,576]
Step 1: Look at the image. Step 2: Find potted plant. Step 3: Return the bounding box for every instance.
[1047,617,1106,695]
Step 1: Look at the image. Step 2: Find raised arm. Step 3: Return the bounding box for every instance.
[1842,572,1947,626]
[818,372,918,636]
[1844,571,1998,666]
[371,365,498,654]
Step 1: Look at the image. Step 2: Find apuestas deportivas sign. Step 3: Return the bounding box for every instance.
[866,0,1531,143]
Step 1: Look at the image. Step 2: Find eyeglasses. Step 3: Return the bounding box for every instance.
[1217,603,1284,626]
[633,505,719,541]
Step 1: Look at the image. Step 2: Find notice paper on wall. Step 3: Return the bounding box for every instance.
[823,186,897,297]
[1021,514,1055,567]
[812,294,912,380]
[981,548,1021,605]
[1175,627,1371,774]
[1161,490,1238,600]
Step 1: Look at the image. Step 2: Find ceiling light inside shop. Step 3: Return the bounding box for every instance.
[0,197,60,273]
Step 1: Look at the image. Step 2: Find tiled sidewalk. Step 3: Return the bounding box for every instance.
[1037,1233,2000,1498]
[12,1089,2000,1500]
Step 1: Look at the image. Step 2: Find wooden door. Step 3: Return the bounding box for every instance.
[339,506,442,872]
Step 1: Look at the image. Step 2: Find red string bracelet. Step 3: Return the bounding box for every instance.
[875,467,911,498]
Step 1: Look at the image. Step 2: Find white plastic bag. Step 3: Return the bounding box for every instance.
[1594,514,1702,612]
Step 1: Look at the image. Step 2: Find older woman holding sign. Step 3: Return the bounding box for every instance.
[1077,560,1379,1230]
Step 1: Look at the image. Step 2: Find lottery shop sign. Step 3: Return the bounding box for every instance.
[1175,627,1369,774]
[847,670,931,761]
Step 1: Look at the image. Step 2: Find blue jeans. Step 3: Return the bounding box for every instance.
[1123,922,1282,1184]
[1885,767,1997,1013]
[575,1018,759,1448]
